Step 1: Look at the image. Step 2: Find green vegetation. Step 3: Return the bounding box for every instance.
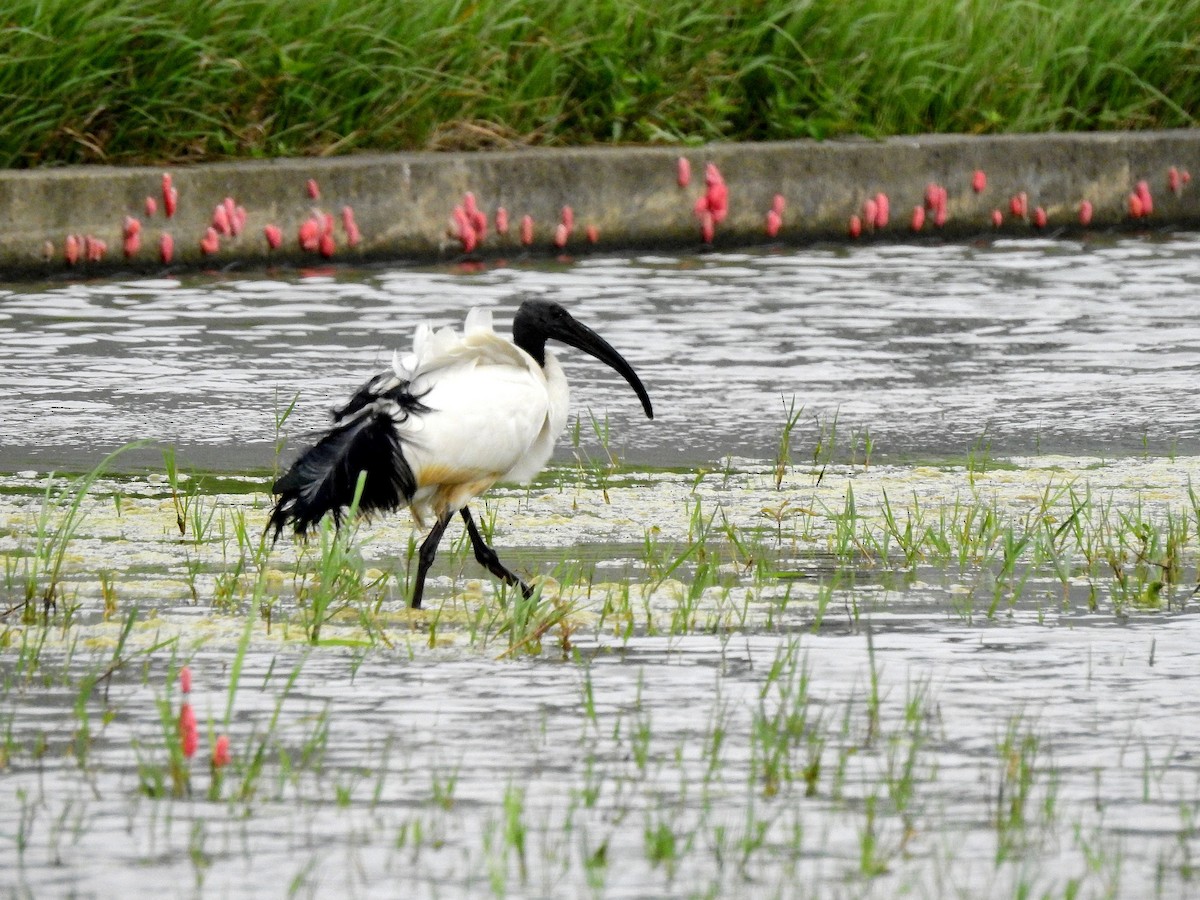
[3,429,1200,893]
[1,0,1196,167]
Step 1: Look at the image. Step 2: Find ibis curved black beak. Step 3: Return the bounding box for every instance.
[513,300,654,419]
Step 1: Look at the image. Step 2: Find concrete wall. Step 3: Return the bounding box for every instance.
[2,130,1198,277]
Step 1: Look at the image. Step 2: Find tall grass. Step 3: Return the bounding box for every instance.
[0,0,1196,167]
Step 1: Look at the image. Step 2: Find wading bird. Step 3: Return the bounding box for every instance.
[269,300,654,608]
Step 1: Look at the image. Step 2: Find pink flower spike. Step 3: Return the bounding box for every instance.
[319,230,335,258]
[520,215,534,247]
[848,214,862,239]
[495,207,509,236]
[560,206,574,234]
[765,209,782,238]
[1168,167,1181,196]
[911,205,925,232]
[991,209,1004,228]
[145,196,158,218]
[933,205,948,228]
[772,194,786,217]
[159,232,174,264]
[1033,206,1047,228]
[306,178,320,200]
[677,157,691,188]
[264,224,282,250]
[200,228,220,256]
[123,216,141,239]
[972,170,987,193]
[1079,200,1094,226]
[699,210,715,244]
[1009,192,1028,219]
[179,666,192,695]
[212,735,231,769]
[553,222,569,249]
[1128,192,1144,218]
[123,232,140,259]
[585,224,599,244]
[178,701,198,759]
[231,206,247,237]
[64,234,79,266]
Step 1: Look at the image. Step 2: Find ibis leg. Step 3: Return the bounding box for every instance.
[460,507,534,598]
[411,511,453,609]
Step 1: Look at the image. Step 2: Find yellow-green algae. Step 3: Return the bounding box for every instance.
[3,454,1199,654]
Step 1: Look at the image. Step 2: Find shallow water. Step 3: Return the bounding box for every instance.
[4,232,1200,472]
[6,236,1200,898]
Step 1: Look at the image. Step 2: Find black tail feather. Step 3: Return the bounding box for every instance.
[269,408,416,540]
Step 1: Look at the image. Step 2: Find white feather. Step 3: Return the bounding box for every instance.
[391,307,569,522]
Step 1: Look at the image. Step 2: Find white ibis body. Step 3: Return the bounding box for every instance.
[268,300,654,608]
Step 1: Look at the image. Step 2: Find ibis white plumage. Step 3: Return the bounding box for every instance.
[268,300,654,608]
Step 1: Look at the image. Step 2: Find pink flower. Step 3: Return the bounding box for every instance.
[212,735,231,768]
[179,666,192,695]
[178,701,198,759]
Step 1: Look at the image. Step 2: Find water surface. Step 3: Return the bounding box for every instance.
[4,232,1200,471]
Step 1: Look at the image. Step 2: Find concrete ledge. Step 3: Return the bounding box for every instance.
[2,130,1199,277]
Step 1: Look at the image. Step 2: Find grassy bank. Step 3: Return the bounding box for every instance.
[2,0,1197,168]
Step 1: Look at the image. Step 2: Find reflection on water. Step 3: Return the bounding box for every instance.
[3,233,1200,471]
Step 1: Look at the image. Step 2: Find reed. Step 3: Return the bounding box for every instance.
[1,0,1196,167]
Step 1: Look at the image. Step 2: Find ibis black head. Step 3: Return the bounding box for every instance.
[512,300,654,419]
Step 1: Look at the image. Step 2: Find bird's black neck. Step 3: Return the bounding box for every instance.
[511,318,548,367]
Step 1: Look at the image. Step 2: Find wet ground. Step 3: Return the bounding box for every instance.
[4,234,1200,898]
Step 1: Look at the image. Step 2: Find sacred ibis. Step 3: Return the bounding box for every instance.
[268,300,654,608]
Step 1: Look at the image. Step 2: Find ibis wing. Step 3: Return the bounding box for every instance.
[402,359,552,488]
[269,399,417,539]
